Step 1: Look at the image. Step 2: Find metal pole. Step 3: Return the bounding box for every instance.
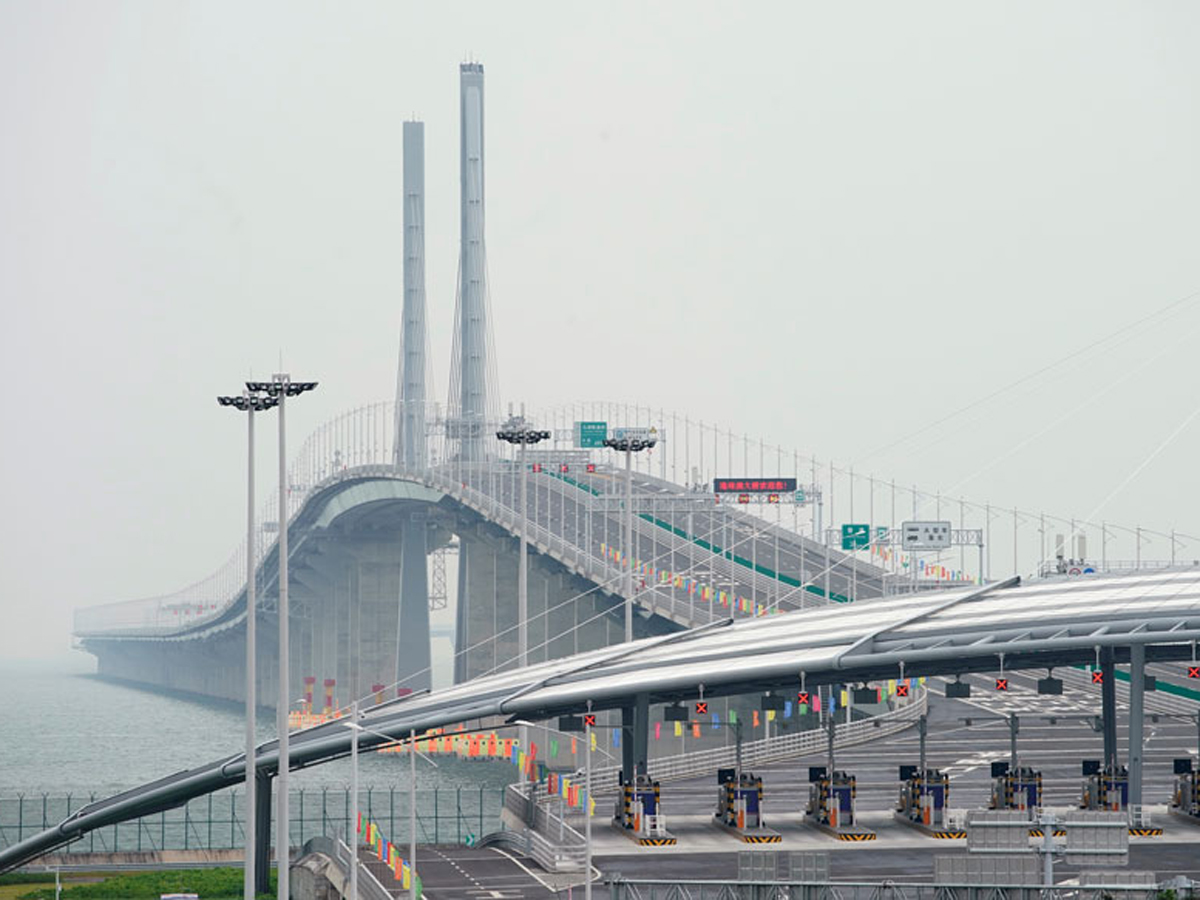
[518,420,530,762]
[349,702,359,900]
[1128,643,1145,810]
[624,446,633,643]
[244,403,257,900]
[276,377,290,900]
[409,728,416,900]
[585,712,593,900]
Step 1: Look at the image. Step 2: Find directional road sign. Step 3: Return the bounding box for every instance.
[902,521,952,550]
[574,421,608,448]
[841,523,870,550]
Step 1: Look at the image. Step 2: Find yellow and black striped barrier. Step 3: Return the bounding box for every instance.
[1028,829,1067,837]
[1128,827,1163,837]
[836,832,877,842]
[930,831,967,840]
[636,837,678,846]
[741,834,783,843]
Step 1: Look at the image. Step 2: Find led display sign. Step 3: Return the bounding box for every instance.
[713,478,797,494]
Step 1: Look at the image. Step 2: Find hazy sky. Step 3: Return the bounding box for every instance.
[2,2,1198,659]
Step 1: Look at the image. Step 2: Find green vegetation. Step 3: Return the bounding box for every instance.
[19,868,275,900]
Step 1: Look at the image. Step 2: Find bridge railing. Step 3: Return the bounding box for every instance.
[73,396,1199,637]
[577,687,928,787]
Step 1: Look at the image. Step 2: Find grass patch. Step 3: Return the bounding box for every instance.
[18,868,275,900]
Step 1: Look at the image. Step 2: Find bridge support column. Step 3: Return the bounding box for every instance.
[621,694,650,783]
[1101,646,1117,768]
[398,513,431,692]
[1128,642,1145,807]
[254,772,272,895]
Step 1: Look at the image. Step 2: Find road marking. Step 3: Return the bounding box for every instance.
[488,846,563,894]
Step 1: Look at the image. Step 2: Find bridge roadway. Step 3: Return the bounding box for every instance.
[9,570,1200,875]
[74,459,888,704]
[474,461,885,611]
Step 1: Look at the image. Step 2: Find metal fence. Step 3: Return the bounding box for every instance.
[0,786,505,855]
[601,880,1186,900]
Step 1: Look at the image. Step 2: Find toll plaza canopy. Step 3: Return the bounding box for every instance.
[4,568,1200,872]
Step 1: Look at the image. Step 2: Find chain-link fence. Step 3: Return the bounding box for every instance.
[0,786,505,854]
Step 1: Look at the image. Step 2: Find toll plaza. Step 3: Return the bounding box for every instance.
[1170,757,1200,824]
[713,768,780,843]
[801,685,875,841]
[896,766,957,837]
[615,773,675,845]
[1080,759,1129,812]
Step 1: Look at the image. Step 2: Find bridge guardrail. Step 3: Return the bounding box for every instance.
[579,687,928,786]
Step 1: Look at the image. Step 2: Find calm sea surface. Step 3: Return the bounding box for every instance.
[0,654,511,799]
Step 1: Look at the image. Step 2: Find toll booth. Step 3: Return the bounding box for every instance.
[988,762,1042,818]
[1170,758,1200,823]
[1080,760,1129,812]
[614,774,675,844]
[895,766,957,836]
[806,767,876,840]
[714,769,780,842]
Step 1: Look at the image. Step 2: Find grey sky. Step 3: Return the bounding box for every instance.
[2,2,1198,659]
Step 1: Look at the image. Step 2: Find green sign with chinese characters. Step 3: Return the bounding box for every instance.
[574,421,608,448]
[841,523,870,550]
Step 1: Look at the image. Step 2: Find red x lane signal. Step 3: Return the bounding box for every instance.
[1188,666,1200,679]
[995,678,1009,692]
[586,463,596,473]
[1091,671,1104,684]
[695,701,708,715]
[560,464,569,473]
[531,463,543,473]
[583,714,597,727]
[896,684,910,697]
[797,691,810,705]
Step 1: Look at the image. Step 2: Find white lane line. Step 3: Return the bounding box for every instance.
[489,845,580,894]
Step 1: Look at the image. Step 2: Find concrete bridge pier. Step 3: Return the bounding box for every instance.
[397,512,431,693]
[452,515,674,683]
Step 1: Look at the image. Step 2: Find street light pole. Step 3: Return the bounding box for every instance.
[584,704,593,900]
[603,430,657,643]
[247,375,316,900]
[624,446,633,642]
[218,390,279,900]
[244,402,257,900]
[349,701,359,900]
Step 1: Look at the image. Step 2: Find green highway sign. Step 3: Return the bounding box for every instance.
[574,421,608,449]
[841,523,870,550]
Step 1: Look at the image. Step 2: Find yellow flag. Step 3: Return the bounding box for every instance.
[840,689,848,706]
[588,796,596,817]
[673,721,682,737]
[767,710,776,722]
[590,731,597,750]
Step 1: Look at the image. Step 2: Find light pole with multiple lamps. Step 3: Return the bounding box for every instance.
[494,409,551,672]
[216,389,278,900]
[246,375,317,900]
[603,430,657,642]
[495,411,551,768]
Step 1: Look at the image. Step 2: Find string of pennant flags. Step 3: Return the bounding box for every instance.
[870,544,974,583]
[496,679,925,816]
[358,815,421,896]
[601,543,783,617]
